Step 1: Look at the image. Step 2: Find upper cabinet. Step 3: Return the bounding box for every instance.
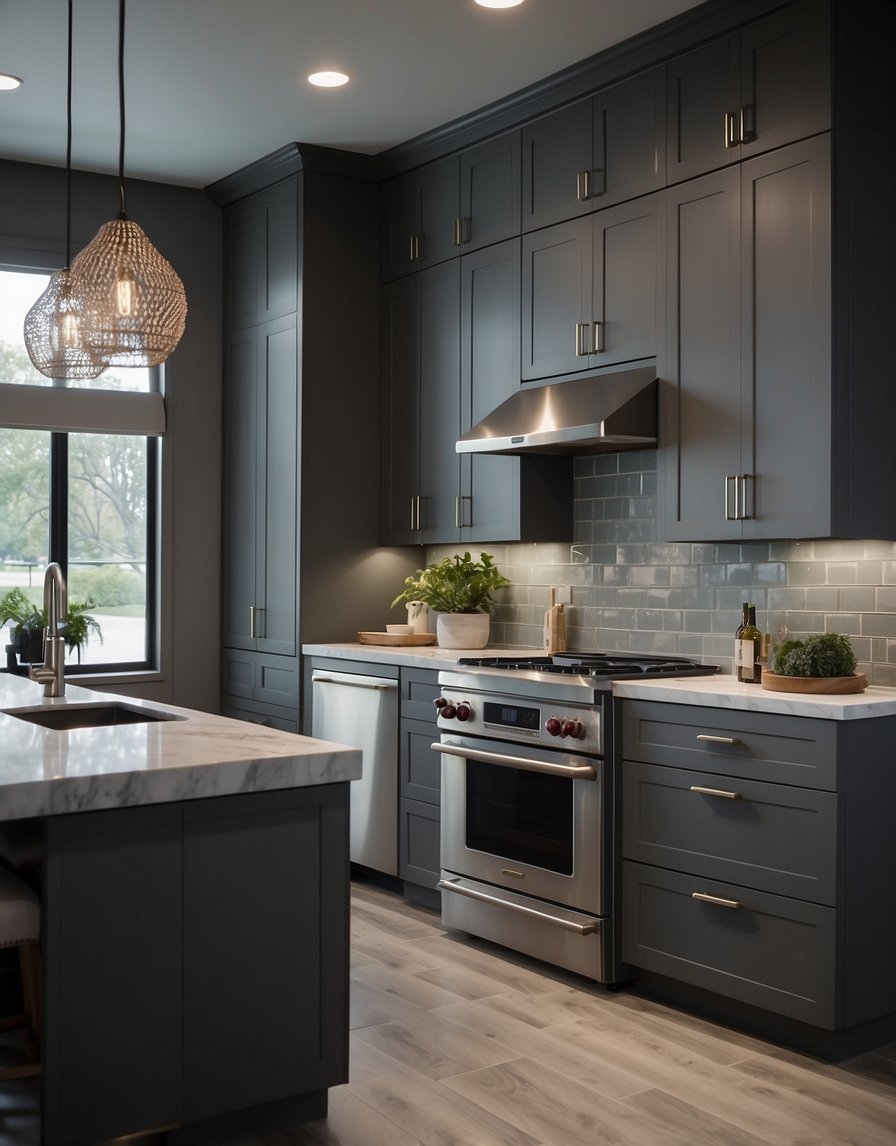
[667,0,831,184]
[522,69,666,232]
[381,132,521,280]
[225,180,298,330]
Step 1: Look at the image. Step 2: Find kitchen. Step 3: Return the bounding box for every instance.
[2,0,896,1143]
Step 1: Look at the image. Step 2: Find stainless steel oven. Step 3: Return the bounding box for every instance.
[434,653,718,983]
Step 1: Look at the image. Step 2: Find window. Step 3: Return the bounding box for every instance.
[0,266,159,672]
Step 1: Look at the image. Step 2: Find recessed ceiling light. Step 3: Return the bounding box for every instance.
[0,73,23,91]
[475,0,524,8]
[308,71,349,88]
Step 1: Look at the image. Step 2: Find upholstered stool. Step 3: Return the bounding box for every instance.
[0,864,41,1081]
[0,820,43,870]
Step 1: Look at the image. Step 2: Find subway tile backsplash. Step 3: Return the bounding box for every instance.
[427,451,896,685]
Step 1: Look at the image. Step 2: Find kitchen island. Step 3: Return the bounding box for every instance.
[0,672,361,1146]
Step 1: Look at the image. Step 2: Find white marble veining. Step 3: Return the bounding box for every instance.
[302,641,540,671]
[0,674,361,822]
[612,674,896,719]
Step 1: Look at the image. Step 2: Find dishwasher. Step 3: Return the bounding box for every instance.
[310,668,399,875]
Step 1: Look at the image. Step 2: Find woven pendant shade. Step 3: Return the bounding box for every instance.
[23,268,105,380]
[71,216,187,368]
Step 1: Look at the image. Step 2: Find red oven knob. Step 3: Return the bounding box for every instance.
[562,719,584,739]
[434,697,447,708]
[455,702,471,721]
[545,717,562,736]
[441,704,457,719]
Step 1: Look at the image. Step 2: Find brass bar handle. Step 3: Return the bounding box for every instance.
[249,605,256,639]
[739,104,754,143]
[453,219,461,246]
[724,111,739,148]
[696,733,742,745]
[739,473,750,520]
[452,217,470,245]
[575,322,585,356]
[255,606,266,639]
[724,475,736,520]
[409,235,416,263]
[592,320,604,353]
[583,169,593,200]
[576,171,585,202]
[455,495,462,529]
[410,497,416,531]
[456,494,472,528]
[690,784,743,800]
[692,891,742,910]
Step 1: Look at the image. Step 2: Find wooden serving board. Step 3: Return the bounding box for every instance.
[357,632,436,647]
[760,671,867,694]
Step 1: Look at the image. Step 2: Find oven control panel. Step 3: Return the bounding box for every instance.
[436,692,600,750]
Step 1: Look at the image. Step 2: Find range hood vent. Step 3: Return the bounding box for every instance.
[456,367,657,456]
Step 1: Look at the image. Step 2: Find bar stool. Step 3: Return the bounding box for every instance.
[0,821,43,870]
[0,865,41,1081]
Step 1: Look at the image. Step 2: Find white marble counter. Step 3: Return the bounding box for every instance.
[302,641,541,671]
[0,673,361,822]
[612,674,896,720]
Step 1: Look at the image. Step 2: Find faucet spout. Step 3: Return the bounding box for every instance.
[29,562,67,698]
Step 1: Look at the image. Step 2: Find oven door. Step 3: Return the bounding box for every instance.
[435,732,605,917]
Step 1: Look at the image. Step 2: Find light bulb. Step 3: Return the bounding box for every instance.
[116,276,136,317]
[61,312,80,349]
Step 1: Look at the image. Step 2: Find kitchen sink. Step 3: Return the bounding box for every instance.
[3,703,179,731]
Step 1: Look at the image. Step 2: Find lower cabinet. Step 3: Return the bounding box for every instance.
[620,700,896,1043]
[399,668,441,906]
[41,786,349,1145]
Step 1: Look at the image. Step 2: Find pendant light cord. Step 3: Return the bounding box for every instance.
[64,0,73,267]
[117,0,127,217]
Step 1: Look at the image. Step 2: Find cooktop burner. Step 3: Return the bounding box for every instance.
[456,652,719,680]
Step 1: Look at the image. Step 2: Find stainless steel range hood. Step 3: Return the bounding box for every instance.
[456,367,657,456]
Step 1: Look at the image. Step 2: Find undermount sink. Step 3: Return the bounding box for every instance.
[3,703,179,731]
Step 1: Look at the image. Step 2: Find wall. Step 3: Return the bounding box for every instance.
[0,158,223,711]
[429,450,896,686]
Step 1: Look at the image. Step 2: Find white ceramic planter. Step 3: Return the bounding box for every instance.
[436,612,490,649]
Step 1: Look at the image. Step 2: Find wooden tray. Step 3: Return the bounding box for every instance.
[357,632,436,647]
[760,671,867,694]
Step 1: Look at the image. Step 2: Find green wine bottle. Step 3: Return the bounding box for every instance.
[737,604,762,684]
[733,602,749,678]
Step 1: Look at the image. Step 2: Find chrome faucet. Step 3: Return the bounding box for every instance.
[30,562,67,698]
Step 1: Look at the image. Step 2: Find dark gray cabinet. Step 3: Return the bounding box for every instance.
[458,132,521,254]
[667,0,830,183]
[226,179,299,330]
[42,786,349,1144]
[399,667,441,906]
[522,69,666,232]
[660,135,831,540]
[620,699,896,1041]
[522,193,663,381]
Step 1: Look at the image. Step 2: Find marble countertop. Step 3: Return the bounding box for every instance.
[613,674,896,719]
[0,673,361,822]
[302,641,541,671]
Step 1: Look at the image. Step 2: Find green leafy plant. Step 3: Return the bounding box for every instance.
[773,632,857,678]
[391,551,511,615]
[0,586,103,660]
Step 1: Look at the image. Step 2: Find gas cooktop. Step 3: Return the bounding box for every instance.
[456,652,719,681]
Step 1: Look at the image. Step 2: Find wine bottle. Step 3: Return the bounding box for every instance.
[733,602,749,677]
[737,604,762,683]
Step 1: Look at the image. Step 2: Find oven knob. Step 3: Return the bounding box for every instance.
[455,702,472,721]
[434,697,448,708]
[441,704,457,719]
[563,718,584,739]
[545,717,562,736]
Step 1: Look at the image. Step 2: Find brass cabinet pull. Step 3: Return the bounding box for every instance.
[592,320,604,353]
[696,733,741,745]
[409,234,422,262]
[455,495,462,529]
[690,784,743,800]
[724,111,739,148]
[456,494,472,529]
[452,218,470,245]
[724,474,736,520]
[739,473,750,520]
[249,605,256,639]
[583,170,593,199]
[575,322,584,356]
[575,322,593,356]
[692,891,743,910]
[576,171,585,201]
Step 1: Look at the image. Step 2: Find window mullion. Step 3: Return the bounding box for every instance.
[49,432,68,574]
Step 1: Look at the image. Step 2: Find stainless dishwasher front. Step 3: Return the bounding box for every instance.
[310,669,399,874]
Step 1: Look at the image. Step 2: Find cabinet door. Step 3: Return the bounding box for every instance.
[419,155,461,269]
[667,37,740,184]
[226,179,298,328]
[742,136,831,540]
[589,193,663,369]
[739,0,830,162]
[400,797,441,891]
[418,260,462,542]
[256,316,298,655]
[522,99,593,232]
[381,170,421,281]
[522,217,590,380]
[380,276,420,544]
[459,131,521,253]
[461,239,525,542]
[592,69,666,208]
[222,330,259,649]
[660,167,742,541]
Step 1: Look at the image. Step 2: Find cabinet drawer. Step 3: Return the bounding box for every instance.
[400,668,440,723]
[622,762,836,903]
[622,701,837,789]
[400,797,440,891]
[400,720,441,805]
[622,861,835,1027]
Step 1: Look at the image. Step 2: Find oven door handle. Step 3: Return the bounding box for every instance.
[438,877,599,935]
[432,740,597,780]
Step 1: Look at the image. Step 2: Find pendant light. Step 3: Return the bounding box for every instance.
[72,0,187,368]
[23,0,104,380]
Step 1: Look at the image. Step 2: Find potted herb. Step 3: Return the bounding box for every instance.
[0,587,103,665]
[391,551,511,648]
[762,632,865,694]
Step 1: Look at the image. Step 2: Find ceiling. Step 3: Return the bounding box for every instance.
[0,0,704,189]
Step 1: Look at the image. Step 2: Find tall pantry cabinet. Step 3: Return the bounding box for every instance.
[211,145,419,728]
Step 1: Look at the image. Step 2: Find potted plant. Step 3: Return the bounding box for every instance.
[761,632,865,694]
[391,551,511,649]
[0,587,103,665]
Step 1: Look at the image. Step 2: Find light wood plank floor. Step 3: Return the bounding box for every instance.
[2,881,895,1145]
